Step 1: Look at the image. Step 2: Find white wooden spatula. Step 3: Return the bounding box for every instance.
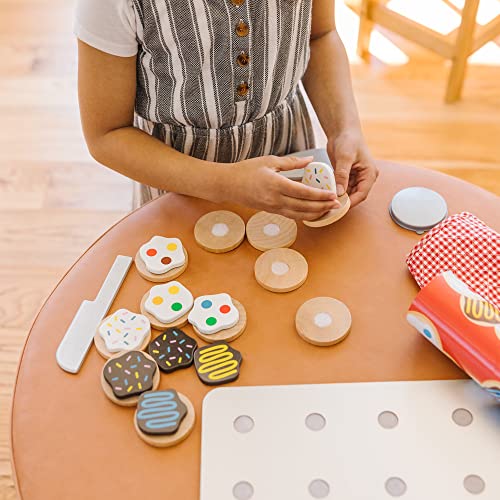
[56,255,133,374]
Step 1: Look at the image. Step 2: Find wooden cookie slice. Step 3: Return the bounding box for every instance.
[94,310,151,359]
[191,299,247,343]
[140,290,191,331]
[194,210,246,253]
[246,212,297,251]
[295,297,352,346]
[303,193,351,228]
[135,247,189,283]
[254,248,308,293]
[134,391,195,448]
[194,341,242,386]
[101,351,160,407]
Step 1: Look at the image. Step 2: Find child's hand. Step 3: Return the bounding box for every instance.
[327,130,379,207]
[225,155,340,221]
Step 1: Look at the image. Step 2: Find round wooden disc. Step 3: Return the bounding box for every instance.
[94,314,152,359]
[254,248,308,293]
[194,210,245,253]
[100,352,160,407]
[295,297,352,346]
[134,392,195,448]
[191,299,247,343]
[246,212,297,251]
[134,247,189,283]
[140,291,191,331]
[303,193,351,228]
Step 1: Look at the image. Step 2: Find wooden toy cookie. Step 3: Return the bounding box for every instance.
[140,281,194,330]
[303,193,351,228]
[295,297,352,346]
[135,236,188,282]
[147,328,198,373]
[101,351,160,407]
[246,212,297,251]
[188,293,247,343]
[94,309,151,359]
[194,341,242,386]
[254,248,308,293]
[134,390,195,448]
[194,210,246,253]
[302,161,336,191]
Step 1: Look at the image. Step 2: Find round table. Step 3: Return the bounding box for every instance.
[10,162,500,500]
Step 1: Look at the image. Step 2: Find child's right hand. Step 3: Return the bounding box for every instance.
[221,155,340,221]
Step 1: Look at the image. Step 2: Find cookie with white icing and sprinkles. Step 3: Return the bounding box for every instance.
[134,390,196,448]
[101,351,160,407]
[194,341,242,386]
[147,328,197,373]
[302,161,336,191]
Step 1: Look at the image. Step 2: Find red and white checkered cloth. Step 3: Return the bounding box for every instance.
[406,212,499,308]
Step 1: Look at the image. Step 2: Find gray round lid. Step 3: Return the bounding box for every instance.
[390,187,448,234]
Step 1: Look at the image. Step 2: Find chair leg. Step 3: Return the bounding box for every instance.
[445,0,480,103]
[357,0,374,59]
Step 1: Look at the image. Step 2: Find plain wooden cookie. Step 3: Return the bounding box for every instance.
[135,247,189,283]
[101,352,160,407]
[194,210,246,253]
[134,392,195,448]
[295,297,352,346]
[254,248,308,293]
[140,291,191,331]
[303,193,351,228]
[246,212,297,251]
[191,299,247,343]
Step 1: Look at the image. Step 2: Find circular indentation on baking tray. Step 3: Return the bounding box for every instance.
[234,415,255,434]
[452,408,473,427]
[308,479,330,498]
[378,411,399,429]
[305,413,326,431]
[463,475,485,494]
[385,477,407,496]
[233,481,254,499]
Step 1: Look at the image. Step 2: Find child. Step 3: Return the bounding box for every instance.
[75,0,378,220]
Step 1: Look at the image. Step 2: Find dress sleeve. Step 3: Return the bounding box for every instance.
[74,0,138,57]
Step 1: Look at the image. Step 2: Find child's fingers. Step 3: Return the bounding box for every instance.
[281,195,339,215]
[273,155,314,172]
[276,175,337,202]
[279,208,328,222]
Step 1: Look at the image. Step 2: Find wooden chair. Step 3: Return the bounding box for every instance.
[353,0,500,102]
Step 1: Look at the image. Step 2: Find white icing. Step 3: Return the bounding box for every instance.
[144,281,194,324]
[271,261,289,276]
[188,293,240,335]
[211,223,230,237]
[302,162,336,191]
[139,236,185,275]
[99,309,150,353]
[314,312,333,328]
[263,223,280,237]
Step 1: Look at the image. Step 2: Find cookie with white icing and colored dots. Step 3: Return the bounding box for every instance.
[94,309,151,359]
[135,236,188,282]
[148,328,197,373]
[188,294,247,343]
[302,162,336,191]
[101,351,160,407]
[142,281,194,330]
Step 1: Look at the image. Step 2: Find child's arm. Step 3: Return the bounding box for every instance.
[302,0,379,206]
[78,41,337,220]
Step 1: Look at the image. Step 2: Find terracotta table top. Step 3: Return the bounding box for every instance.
[10,162,500,500]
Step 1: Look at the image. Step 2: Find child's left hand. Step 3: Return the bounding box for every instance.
[327,130,379,207]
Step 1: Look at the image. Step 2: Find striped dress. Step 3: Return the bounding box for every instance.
[83,0,317,203]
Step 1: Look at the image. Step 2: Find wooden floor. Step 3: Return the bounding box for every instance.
[0,0,499,498]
